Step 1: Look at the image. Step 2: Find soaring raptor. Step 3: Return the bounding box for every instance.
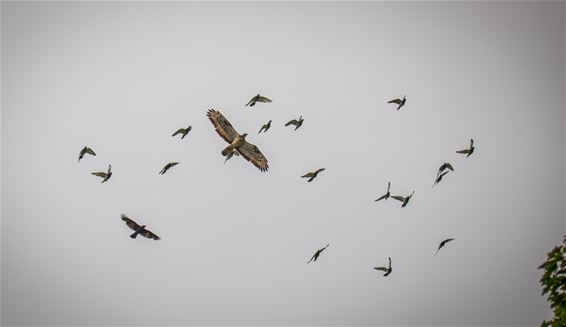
[207,109,269,172]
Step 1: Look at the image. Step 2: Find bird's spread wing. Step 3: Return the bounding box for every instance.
[285,120,298,126]
[375,194,387,201]
[388,99,401,104]
[456,149,470,154]
[257,96,272,103]
[121,214,140,231]
[85,148,96,156]
[391,196,405,202]
[172,128,184,136]
[141,229,160,240]
[92,172,107,178]
[236,140,269,172]
[445,163,454,171]
[207,109,239,143]
[373,267,388,272]
[301,172,314,178]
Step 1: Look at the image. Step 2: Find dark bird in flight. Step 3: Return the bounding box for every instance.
[437,162,454,177]
[121,214,160,240]
[159,162,179,175]
[207,109,269,172]
[172,125,192,139]
[433,171,449,187]
[285,116,304,130]
[307,243,330,263]
[91,164,112,183]
[224,149,240,164]
[78,146,96,162]
[375,181,391,202]
[301,168,325,182]
[436,238,454,255]
[387,95,406,110]
[373,257,392,276]
[258,120,272,134]
[391,191,415,208]
[246,94,272,107]
[457,139,475,157]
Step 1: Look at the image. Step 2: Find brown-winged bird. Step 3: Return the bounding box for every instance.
[436,238,454,255]
[246,94,272,107]
[172,125,192,139]
[207,109,269,172]
[433,171,449,187]
[375,181,391,202]
[78,146,96,162]
[91,164,112,183]
[391,191,415,208]
[121,214,160,240]
[285,116,304,130]
[457,139,475,157]
[437,162,454,177]
[307,243,330,263]
[373,257,392,276]
[301,168,325,182]
[258,120,272,134]
[159,162,179,175]
[387,95,406,110]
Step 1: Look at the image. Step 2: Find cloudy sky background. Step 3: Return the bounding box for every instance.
[2,1,565,326]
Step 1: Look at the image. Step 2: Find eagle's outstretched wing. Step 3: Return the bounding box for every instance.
[388,99,402,104]
[140,229,160,240]
[207,109,239,144]
[237,140,269,172]
[391,195,405,202]
[121,214,140,231]
[373,267,388,272]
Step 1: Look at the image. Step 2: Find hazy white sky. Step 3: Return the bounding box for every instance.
[1,1,565,326]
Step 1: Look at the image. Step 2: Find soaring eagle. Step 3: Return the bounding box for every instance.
[121,214,160,240]
[207,109,269,172]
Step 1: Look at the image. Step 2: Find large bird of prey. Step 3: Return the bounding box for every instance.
[375,181,391,202]
[285,116,304,130]
[457,139,475,157]
[387,95,406,110]
[436,238,454,255]
[245,94,272,107]
[207,109,269,172]
[437,162,454,177]
[159,162,179,175]
[307,243,330,263]
[373,257,392,276]
[258,120,272,134]
[91,164,112,183]
[121,214,160,240]
[301,168,325,182]
[391,191,415,208]
[78,146,96,162]
[172,125,192,139]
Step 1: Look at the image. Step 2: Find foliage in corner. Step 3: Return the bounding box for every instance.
[539,235,566,327]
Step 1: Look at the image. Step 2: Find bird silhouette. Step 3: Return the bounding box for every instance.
[245,94,272,107]
[436,238,454,255]
[258,120,272,134]
[159,162,179,175]
[78,146,96,162]
[387,95,406,110]
[437,162,454,177]
[285,116,304,130]
[301,168,325,182]
[91,164,112,183]
[172,125,192,139]
[121,214,160,240]
[433,171,449,187]
[375,181,391,202]
[391,191,415,208]
[373,257,392,276]
[457,139,475,157]
[307,243,330,263]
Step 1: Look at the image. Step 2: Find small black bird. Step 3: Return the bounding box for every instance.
[159,162,179,175]
[224,150,240,164]
[437,162,454,177]
[285,116,304,130]
[457,139,475,157]
[246,94,272,107]
[121,214,160,240]
[258,120,272,134]
[78,146,96,162]
[375,181,391,202]
[91,164,112,183]
[387,95,406,110]
[391,191,415,208]
[373,257,392,276]
[436,238,454,255]
[433,171,449,187]
[172,125,192,139]
[307,243,330,263]
[301,168,325,182]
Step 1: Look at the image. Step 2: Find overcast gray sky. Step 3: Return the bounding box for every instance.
[1,1,565,326]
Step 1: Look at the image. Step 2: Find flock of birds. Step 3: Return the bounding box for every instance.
[78,93,476,276]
